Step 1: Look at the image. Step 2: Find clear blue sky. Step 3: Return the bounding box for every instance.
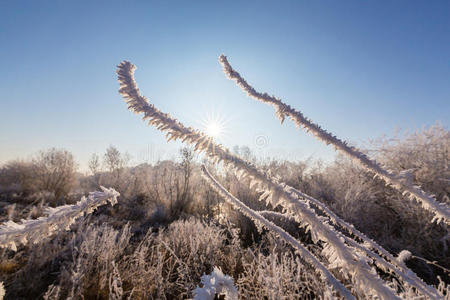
[1,1,449,170]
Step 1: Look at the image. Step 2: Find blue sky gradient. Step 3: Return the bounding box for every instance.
[1,1,449,169]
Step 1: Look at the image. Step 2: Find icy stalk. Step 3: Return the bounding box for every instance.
[219,55,450,226]
[201,165,354,300]
[0,187,119,251]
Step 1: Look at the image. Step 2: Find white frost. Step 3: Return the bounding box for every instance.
[0,187,119,251]
[193,267,238,300]
[397,250,412,264]
[219,54,450,225]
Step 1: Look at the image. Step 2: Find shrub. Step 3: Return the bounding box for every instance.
[31,148,77,204]
[121,218,242,299]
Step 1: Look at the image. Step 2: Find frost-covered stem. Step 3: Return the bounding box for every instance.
[117,61,400,299]
[271,210,439,299]
[200,165,354,300]
[219,55,450,226]
[0,187,119,251]
[259,210,296,225]
[287,187,440,299]
[411,255,450,275]
[340,236,439,299]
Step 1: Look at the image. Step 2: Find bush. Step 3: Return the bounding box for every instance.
[121,218,242,299]
[31,148,77,204]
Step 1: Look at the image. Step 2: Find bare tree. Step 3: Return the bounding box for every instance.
[103,146,129,187]
[88,153,101,175]
[104,146,122,174]
[31,148,77,203]
[179,147,194,203]
[88,153,101,187]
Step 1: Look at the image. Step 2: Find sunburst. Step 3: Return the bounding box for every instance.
[200,112,228,140]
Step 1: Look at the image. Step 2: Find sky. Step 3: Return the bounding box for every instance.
[0,1,449,170]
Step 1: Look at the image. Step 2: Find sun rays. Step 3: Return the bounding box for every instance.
[199,111,228,140]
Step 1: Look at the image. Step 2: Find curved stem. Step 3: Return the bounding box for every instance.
[219,55,449,226]
[201,165,355,300]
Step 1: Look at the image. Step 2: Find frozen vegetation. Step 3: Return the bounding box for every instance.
[0,57,448,299]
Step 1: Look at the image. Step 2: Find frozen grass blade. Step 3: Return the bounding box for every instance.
[219,54,450,226]
[0,187,119,251]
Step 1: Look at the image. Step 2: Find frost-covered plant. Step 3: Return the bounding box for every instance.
[0,282,4,300]
[200,165,353,299]
[299,151,448,284]
[193,267,238,300]
[31,148,77,203]
[117,59,444,299]
[210,164,441,298]
[122,218,241,299]
[0,187,119,251]
[438,277,450,300]
[219,55,450,226]
[43,284,61,300]
[54,221,131,299]
[373,123,450,203]
[109,261,123,300]
[237,246,332,299]
[397,250,412,264]
[122,230,179,299]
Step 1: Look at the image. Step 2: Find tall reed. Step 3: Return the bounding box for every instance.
[219,54,450,226]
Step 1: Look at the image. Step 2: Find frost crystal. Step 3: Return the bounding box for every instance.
[193,267,238,300]
[397,250,412,264]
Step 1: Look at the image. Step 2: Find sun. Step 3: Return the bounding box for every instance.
[200,112,228,139]
[205,121,223,138]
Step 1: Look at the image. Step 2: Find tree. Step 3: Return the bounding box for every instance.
[180,147,194,202]
[31,148,77,203]
[0,160,34,195]
[88,153,101,175]
[103,145,129,186]
[88,153,101,187]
